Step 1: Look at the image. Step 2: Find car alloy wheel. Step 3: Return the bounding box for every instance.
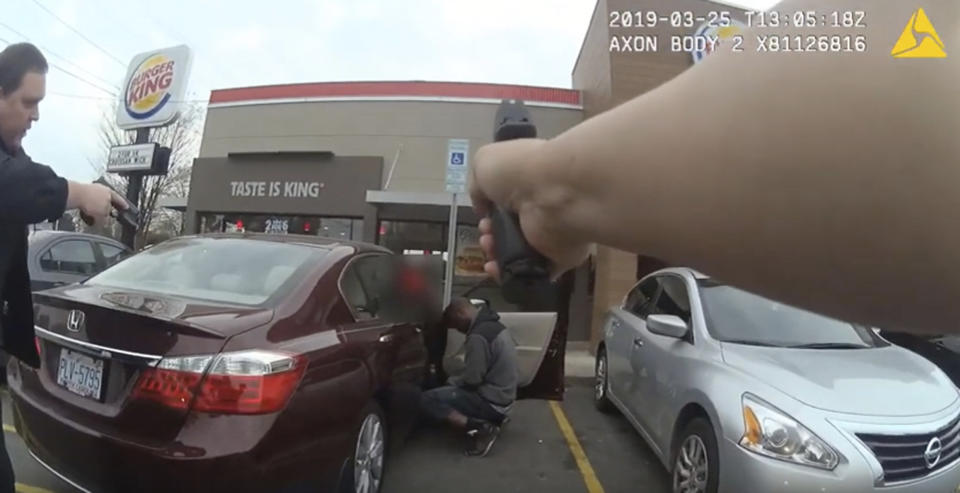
[354,413,385,493]
[594,349,615,413]
[673,435,709,493]
[595,353,607,402]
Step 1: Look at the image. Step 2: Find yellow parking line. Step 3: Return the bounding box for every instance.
[548,400,605,493]
[16,484,54,493]
[2,424,13,434]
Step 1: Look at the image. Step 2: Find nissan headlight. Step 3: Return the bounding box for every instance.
[739,393,840,470]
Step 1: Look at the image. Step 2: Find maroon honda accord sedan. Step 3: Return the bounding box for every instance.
[8,233,439,493]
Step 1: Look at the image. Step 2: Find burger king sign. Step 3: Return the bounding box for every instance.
[116,45,193,130]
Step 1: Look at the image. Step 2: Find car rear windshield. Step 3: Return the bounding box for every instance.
[697,280,886,348]
[86,237,325,306]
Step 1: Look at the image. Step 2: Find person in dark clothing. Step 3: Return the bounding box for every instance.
[420,298,518,457]
[0,43,125,493]
[396,257,446,386]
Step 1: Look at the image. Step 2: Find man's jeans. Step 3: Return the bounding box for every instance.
[420,386,505,424]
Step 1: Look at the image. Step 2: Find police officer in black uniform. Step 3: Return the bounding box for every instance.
[0,43,125,493]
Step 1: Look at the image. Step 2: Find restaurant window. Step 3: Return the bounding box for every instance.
[450,224,522,312]
[377,220,445,254]
[199,213,363,240]
[375,220,521,312]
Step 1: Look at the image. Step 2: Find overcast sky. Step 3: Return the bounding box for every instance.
[2,0,777,183]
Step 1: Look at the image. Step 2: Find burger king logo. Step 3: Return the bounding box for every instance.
[125,54,176,119]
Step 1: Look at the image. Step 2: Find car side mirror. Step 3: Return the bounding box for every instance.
[647,314,689,339]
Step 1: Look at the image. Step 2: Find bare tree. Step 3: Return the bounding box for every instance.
[89,102,204,248]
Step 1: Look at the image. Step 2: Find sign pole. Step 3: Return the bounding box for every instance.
[120,128,148,249]
[443,193,458,307]
[111,44,192,248]
[443,138,470,308]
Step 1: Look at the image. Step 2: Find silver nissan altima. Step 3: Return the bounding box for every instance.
[594,268,960,493]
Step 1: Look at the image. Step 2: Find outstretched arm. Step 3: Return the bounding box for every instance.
[471,0,960,333]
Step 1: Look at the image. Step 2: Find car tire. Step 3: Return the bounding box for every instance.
[594,348,614,413]
[340,401,387,493]
[672,418,719,493]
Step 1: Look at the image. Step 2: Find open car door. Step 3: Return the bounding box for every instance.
[442,274,572,400]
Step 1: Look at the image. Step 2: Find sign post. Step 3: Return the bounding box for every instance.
[443,139,470,306]
[120,129,150,247]
[111,44,193,249]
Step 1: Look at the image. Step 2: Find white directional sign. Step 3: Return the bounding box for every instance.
[106,143,158,172]
[445,139,470,193]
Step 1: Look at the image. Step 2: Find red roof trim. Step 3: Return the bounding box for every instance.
[209,81,580,105]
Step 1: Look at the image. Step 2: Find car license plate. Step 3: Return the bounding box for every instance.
[56,349,104,400]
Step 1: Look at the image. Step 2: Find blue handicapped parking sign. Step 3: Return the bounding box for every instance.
[450,152,465,165]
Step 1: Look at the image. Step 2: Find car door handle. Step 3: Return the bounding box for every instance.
[633,338,644,348]
[414,326,422,334]
[379,334,395,343]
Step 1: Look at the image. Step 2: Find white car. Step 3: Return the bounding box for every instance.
[595,268,960,493]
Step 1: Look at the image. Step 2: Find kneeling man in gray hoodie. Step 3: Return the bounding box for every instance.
[420,298,518,457]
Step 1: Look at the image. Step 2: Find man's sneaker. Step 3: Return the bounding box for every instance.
[465,422,500,457]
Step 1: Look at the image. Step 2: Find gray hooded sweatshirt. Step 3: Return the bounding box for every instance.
[458,306,518,409]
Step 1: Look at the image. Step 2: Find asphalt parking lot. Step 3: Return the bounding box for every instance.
[2,378,671,493]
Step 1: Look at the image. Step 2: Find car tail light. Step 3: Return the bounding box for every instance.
[194,351,307,414]
[34,337,41,356]
[132,355,212,410]
[133,351,306,414]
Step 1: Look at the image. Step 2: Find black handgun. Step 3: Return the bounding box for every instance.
[80,177,139,230]
[490,100,552,304]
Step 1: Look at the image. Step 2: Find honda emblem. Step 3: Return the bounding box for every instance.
[66,310,85,333]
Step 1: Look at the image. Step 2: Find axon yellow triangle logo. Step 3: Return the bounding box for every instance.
[891,8,947,58]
